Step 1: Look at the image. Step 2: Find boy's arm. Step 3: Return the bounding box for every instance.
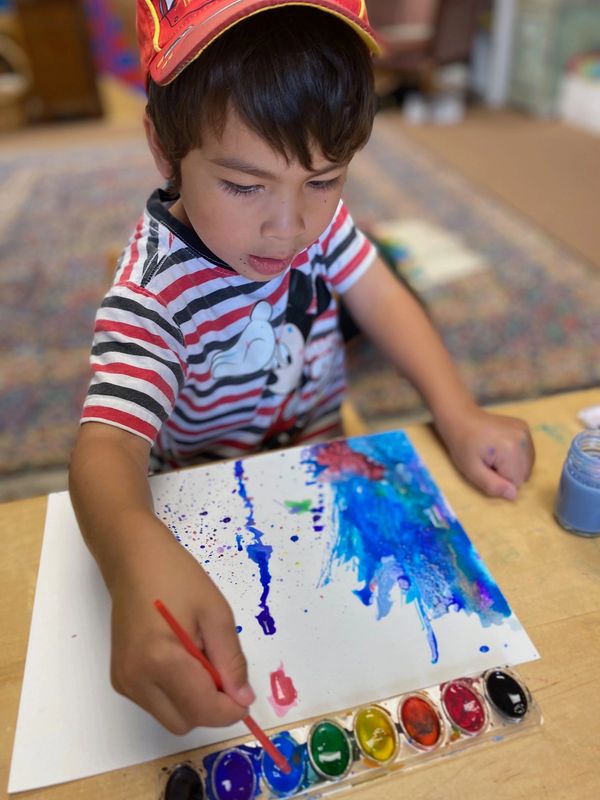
[69,422,255,732]
[342,256,534,498]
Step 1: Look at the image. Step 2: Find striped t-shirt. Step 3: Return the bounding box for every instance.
[82,189,376,467]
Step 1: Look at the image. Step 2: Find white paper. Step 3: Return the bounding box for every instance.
[9,432,539,793]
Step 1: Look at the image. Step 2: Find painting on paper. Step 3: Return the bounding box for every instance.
[153,430,539,721]
[9,430,539,793]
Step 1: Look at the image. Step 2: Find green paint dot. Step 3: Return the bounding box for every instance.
[308,720,351,779]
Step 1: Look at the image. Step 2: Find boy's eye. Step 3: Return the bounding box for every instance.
[308,177,342,191]
[220,180,261,196]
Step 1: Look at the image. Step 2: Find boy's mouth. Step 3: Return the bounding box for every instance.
[247,254,293,276]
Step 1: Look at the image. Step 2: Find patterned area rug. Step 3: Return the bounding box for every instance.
[0,139,158,474]
[1,112,599,475]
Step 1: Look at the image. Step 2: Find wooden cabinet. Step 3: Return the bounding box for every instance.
[15,0,102,121]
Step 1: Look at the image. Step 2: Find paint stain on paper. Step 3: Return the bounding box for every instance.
[284,499,312,514]
[268,662,299,717]
[301,433,512,664]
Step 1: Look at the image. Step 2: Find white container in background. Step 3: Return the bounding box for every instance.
[558,74,600,136]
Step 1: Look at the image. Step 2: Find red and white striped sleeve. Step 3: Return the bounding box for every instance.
[318,201,377,293]
[81,281,187,445]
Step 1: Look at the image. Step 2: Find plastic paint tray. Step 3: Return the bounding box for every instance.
[159,666,542,800]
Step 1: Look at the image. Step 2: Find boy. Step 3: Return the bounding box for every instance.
[69,0,534,737]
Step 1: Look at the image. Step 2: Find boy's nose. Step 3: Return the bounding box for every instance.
[262,199,305,241]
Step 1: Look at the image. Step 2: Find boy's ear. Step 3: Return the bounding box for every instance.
[144,113,172,181]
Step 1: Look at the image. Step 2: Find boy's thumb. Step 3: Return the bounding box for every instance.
[203,621,255,708]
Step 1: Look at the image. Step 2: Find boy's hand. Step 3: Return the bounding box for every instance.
[435,406,535,500]
[109,516,255,734]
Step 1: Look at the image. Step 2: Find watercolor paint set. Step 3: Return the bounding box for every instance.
[160,666,542,800]
[8,431,541,795]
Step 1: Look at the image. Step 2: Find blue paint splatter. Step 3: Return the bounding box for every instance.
[234,460,276,635]
[301,433,512,664]
[480,645,490,653]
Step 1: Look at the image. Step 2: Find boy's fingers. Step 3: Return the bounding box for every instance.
[140,683,194,736]
[202,614,255,708]
[467,460,518,501]
[496,446,533,488]
[157,654,249,729]
[482,430,535,488]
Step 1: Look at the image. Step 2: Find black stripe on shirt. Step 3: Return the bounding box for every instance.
[140,217,162,287]
[171,401,260,428]
[87,383,169,422]
[184,373,265,398]
[100,296,184,344]
[314,226,358,270]
[168,423,269,447]
[91,341,185,388]
[173,278,281,327]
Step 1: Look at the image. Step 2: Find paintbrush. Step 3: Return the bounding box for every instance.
[154,598,291,774]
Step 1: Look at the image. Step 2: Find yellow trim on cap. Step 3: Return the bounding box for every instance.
[321,5,381,54]
[143,0,162,52]
[159,1,380,82]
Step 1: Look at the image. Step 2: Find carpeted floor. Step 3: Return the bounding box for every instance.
[0,137,158,478]
[1,109,599,494]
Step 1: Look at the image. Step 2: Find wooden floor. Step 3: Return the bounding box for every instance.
[400,106,600,271]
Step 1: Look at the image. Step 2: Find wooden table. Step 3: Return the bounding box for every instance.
[2,389,599,799]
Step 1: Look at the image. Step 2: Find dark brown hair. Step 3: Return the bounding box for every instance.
[146,6,376,192]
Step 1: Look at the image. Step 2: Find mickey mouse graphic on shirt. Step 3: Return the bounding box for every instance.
[210,300,277,380]
[264,272,335,445]
[209,271,335,445]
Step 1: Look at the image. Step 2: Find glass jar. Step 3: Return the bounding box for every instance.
[554,431,600,537]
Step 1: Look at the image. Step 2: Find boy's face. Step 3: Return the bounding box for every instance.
[164,110,349,281]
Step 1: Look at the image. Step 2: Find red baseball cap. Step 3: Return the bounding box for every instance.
[137,0,381,86]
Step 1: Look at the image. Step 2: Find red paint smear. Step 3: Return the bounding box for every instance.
[442,682,486,733]
[270,664,298,706]
[315,441,385,480]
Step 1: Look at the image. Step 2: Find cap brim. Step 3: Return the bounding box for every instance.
[149,0,381,86]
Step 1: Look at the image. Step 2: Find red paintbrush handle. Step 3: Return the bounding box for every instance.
[154,599,291,774]
[155,599,223,688]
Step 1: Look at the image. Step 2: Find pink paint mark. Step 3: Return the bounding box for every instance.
[268,662,299,718]
[314,441,385,481]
